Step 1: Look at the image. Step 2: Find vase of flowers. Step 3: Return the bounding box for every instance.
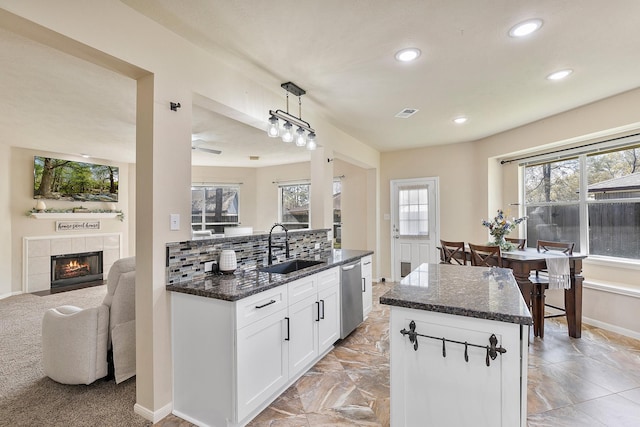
[481,209,527,251]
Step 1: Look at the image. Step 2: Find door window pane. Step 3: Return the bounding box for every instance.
[398,186,428,236]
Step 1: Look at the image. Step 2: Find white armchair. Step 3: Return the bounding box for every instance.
[42,256,136,385]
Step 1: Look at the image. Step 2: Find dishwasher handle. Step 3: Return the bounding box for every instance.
[341,262,360,271]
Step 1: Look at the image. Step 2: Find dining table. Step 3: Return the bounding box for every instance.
[440,245,587,338]
[500,248,586,339]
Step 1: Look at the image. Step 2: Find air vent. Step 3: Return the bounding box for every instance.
[395,108,419,118]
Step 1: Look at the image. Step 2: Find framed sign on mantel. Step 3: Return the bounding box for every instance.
[56,220,101,232]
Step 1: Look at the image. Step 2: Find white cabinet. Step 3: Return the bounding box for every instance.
[317,267,341,353]
[287,268,340,378]
[361,255,373,317]
[389,307,528,427]
[237,308,288,421]
[172,266,342,427]
[288,293,319,378]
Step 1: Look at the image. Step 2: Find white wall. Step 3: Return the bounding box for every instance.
[0,143,11,297]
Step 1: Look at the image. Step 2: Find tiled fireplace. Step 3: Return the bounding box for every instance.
[23,233,121,293]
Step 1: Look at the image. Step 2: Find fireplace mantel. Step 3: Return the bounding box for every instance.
[31,213,120,219]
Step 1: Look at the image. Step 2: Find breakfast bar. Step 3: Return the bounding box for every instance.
[380,263,532,427]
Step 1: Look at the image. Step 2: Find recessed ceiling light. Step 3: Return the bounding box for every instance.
[395,48,421,62]
[547,69,573,80]
[508,19,543,37]
[453,116,468,124]
[80,153,90,158]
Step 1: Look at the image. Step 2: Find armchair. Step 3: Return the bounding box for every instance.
[42,256,136,385]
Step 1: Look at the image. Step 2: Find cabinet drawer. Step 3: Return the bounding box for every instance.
[236,285,287,329]
[317,267,339,292]
[288,275,317,305]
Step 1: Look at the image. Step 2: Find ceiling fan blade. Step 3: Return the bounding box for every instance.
[192,146,222,155]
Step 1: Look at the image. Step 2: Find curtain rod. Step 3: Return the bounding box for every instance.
[192,182,243,186]
[272,178,311,184]
[500,132,640,165]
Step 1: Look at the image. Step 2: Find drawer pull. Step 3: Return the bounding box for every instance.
[255,299,276,309]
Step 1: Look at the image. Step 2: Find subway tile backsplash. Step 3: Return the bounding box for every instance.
[166,229,331,285]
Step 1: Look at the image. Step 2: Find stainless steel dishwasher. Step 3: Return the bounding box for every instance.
[340,260,363,339]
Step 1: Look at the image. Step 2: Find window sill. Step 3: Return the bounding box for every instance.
[583,255,640,271]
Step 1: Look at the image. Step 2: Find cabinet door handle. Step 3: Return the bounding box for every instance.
[364,261,371,266]
[315,301,320,322]
[320,299,325,319]
[255,299,276,309]
[284,317,290,341]
[362,277,366,292]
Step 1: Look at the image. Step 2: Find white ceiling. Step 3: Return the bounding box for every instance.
[3,1,640,167]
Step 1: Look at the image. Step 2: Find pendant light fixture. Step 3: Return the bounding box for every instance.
[267,82,317,150]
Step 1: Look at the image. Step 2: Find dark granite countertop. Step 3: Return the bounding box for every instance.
[379,263,532,325]
[166,249,373,302]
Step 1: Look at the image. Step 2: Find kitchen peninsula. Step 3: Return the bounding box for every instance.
[166,228,373,427]
[380,263,532,427]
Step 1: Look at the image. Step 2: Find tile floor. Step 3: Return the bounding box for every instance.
[158,281,640,426]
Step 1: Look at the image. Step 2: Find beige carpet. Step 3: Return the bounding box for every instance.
[0,286,150,427]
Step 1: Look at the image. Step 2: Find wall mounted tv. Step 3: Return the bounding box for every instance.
[33,156,119,202]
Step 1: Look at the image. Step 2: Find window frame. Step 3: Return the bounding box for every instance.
[521,141,640,262]
[191,184,240,233]
[278,181,311,230]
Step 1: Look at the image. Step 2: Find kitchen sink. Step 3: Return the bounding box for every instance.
[258,259,324,275]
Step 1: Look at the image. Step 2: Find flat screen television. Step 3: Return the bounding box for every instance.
[33,156,119,202]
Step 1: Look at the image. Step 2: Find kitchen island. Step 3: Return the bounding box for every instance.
[167,248,372,427]
[380,263,532,427]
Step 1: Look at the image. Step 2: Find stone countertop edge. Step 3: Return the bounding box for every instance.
[166,249,374,302]
[379,264,533,326]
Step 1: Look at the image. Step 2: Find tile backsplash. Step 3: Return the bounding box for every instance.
[166,229,331,284]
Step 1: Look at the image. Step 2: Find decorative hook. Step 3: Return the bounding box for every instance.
[170,102,181,111]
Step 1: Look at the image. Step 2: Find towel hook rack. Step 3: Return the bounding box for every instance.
[399,320,507,367]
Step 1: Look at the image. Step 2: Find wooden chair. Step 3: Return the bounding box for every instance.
[440,240,468,265]
[506,237,526,250]
[537,240,574,254]
[468,243,502,267]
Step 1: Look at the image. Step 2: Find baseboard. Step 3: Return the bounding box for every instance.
[134,401,173,423]
[0,290,22,300]
[582,316,640,341]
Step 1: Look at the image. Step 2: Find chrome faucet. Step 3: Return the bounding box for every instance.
[268,223,290,265]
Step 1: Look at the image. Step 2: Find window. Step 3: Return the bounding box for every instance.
[523,143,640,260]
[398,184,429,236]
[279,183,310,230]
[333,180,341,249]
[191,185,239,233]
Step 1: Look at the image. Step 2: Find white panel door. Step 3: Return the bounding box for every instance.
[391,177,439,281]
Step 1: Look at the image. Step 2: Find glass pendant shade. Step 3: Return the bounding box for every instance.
[295,127,306,147]
[306,132,317,150]
[281,122,294,143]
[267,115,279,137]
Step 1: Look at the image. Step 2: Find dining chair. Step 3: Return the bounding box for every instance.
[505,237,526,250]
[440,240,468,265]
[533,240,575,325]
[468,243,502,267]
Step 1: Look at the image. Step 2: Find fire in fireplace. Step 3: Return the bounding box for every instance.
[51,251,104,288]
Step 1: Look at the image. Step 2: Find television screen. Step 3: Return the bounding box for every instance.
[33,156,119,202]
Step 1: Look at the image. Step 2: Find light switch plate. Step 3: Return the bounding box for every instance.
[170,214,180,230]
